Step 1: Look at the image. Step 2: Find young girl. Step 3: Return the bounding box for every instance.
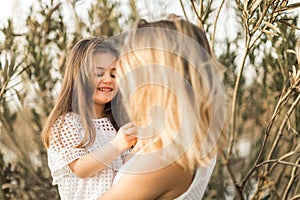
[98,15,226,199]
[42,37,137,200]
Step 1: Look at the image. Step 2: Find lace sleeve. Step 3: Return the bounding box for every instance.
[48,113,86,172]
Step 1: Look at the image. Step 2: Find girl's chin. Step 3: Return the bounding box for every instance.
[94,95,115,104]
[95,98,113,104]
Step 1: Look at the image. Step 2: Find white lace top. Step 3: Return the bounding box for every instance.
[113,153,216,200]
[47,112,124,200]
[174,155,216,200]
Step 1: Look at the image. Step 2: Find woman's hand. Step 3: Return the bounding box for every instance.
[110,123,138,151]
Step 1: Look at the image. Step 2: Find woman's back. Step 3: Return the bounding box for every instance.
[111,151,216,200]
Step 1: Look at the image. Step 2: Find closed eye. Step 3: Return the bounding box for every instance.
[96,73,104,77]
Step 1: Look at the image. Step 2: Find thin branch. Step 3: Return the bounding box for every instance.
[271,2,300,14]
[226,12,252,194]
[179,0,188,20]
[228,39,250,156]
[190,0,202,23]
[249,31,263,49]
[199,0,203,19]
[221,153,245,199]
[282,157,300,200]
[250,3,270,35]
[268,151,297,173]
[201,0,212,23]
[294,177,300,198]
[266,82,298,134]
[255,151,299,168]
[256,159,300,168]
[227,0,254,157]
[249,2,278,49]
[239,80,300,190]
[239,127,269,189]
[265,93,300,170]
[277,19,300,31]
[211,0,225,51]
[290,195,300,200]
[0,80,9,101]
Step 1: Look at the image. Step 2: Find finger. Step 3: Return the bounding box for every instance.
[131,139,138,147]
[126,135,137,140]
[121,122,134,130]
[128,138,138,147]
[123,127,138,135]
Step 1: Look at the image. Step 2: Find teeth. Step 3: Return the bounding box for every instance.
[99,88,112,92]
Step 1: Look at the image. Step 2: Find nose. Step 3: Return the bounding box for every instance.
[101,73,112,83]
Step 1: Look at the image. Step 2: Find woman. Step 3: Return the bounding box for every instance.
[99,15,226,200]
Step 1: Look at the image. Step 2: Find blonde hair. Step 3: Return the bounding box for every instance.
[117,16,226,170]
[42,37,119,148]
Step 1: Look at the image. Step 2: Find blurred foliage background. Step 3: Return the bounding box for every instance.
[0,0,300,199]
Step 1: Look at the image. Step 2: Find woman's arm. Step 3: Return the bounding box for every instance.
[68,123,137,178]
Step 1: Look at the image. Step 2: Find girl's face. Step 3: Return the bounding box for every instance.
[92,52,118,112]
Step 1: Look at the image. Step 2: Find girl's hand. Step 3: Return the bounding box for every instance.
[110,123,138,151]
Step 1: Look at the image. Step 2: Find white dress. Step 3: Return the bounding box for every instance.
[113,153,216,200]
[47,112,124,200]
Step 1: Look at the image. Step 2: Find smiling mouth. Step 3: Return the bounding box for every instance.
[98,87,113,92]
